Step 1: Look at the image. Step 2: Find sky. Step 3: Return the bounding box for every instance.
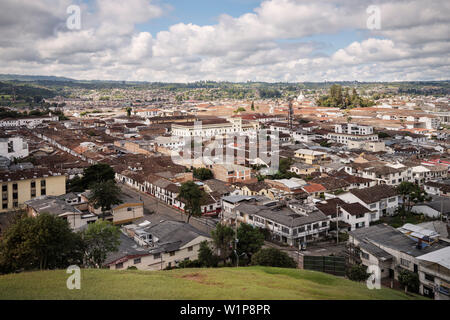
[0,0,449,82]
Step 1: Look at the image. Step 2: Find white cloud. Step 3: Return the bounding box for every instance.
[0,0,448,81]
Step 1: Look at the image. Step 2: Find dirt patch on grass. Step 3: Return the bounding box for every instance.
[177,272,225,287]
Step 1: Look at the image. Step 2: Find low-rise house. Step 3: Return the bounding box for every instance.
[347,140,386,152]
[302,183,327,198]
[417,246,450,300]
[233,199,330,245]
[289,162,317,176]
[338,185,400,218]
[233,181,275,200]
[0,135,29,160]
[294,148,328,165]
[203,179,233,198]
[212,163,256,184]
[347,224,450,289]
[344,161,408,186]
[25,195,97,230]
[105,220,211,270]
[411,196,450,219]
[316,198,374,231]
[265,178,308,199]
[423,180,450,197]
[81,191,144,225]
[220,195,272,223]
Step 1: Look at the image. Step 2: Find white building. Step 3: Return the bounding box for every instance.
[417,246,450,300]
[338,185,400,218]
[335,123,374,135]
[171,118,255,137]
[0,136,29,160]
[0,115,59,127]
[105,220,211,270]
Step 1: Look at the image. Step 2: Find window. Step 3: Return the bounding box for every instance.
[400,258,410,267]
[133,258,141,264]
[127,207,132,211]
[169,251,175,257]
[13,183,17,190]
[2,185,7,192]
[361,252,369,260]
[12,192,18,200]
[115,263,123,269]
[321,222,327,227]
[153,253,161,259]
[188,246,193,252]
[2,203,7,209]
[40,180,46,187]
[369,203,376,209]
[41,188,46,196]
[31,181,36,188]
[424,273,434,282]
[7,141,14,153]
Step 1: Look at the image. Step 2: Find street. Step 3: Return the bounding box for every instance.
[120,184,217,235]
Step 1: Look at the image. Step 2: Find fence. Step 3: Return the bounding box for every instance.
[303,255,346,277]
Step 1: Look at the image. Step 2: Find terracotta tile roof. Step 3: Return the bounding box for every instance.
[302,183,327,193]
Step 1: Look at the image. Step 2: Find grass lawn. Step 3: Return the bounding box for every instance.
[0,266,425,300]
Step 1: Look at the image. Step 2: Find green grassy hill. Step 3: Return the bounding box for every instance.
[0,266,423,300]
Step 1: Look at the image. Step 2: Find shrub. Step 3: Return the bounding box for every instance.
[251,248,297,268]
[347,264,370,282]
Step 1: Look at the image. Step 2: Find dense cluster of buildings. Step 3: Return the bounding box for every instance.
[0,91,449,299]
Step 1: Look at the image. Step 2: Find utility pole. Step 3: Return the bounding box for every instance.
[336,205,340,245]
[234,208,239,267]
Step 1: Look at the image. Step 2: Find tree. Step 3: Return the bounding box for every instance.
[0,213,84,274]
[236,223,265,261]
[193,168,213,181]
[82,220,120,268]
[347,264,370,282]
[211,223,235,263]
[251,101,255,111]
[81,163,116,190]
[377,132,390,139]
[126,107,132,117]
[177,181,203,223]
[398,269,419,293]
[397,182,431,215]
[197,241,219,267]
[67,175,84,193]
[88,180,123,217]
[251,248,297,268]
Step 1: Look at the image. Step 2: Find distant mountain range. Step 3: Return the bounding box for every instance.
[0,74,75,82]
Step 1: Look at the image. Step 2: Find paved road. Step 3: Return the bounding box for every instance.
[120,184,217,235]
